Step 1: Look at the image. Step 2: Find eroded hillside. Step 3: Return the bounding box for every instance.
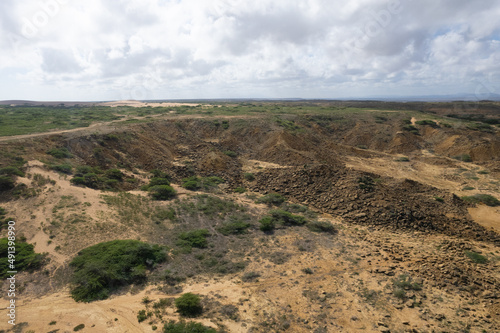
[0,104,499,333]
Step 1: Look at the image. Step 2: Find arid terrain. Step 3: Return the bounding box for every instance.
[0,101,499,333]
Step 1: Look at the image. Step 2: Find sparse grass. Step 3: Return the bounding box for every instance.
[395,156,410,162]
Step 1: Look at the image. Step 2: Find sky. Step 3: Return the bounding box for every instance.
[0,0,499,101]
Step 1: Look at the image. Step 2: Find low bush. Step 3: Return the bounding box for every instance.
[0,176,15,191]
[218,214,252,235]
[149,185,177,200]
[0,166,24,177]
[465,250,488,264]
[358,176,375,192]
[234,187,246,193]
[269,210,306,226]
[51,164,72,174]
[0,238,46,278]
[223,150,237,158]
[73,324,85,331]
[402,125,419,134]
[69,240,166,302]
[415,120,439,127]
[243,173,255,181]
[453,154,472,162]
[181,176,225,191]
[256,193,286,206]
[259,216,275,232]
[241,271,261,282]
[461,194,500,207]
[174,293,203,317]
[47,147,73,159]
[306,221,336,234]
[163,320,217,333]
[177,229,210,249]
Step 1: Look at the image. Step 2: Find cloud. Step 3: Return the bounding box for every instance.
[0,0,499,100]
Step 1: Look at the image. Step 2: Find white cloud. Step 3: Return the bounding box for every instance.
[0,0,499,100]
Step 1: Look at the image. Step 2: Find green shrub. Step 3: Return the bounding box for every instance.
[223,150,237,158]
[257,193,286,206]
[177,229,210,249]
[402,125,419,134]
[137,309,148,322]
[358,176,375,191]
[47,147,73,159]
[259,216,275,232]
[415,120,438,127]
[465,251,488,264]
[0,166,25,177]
[149,185,177,200]
[302,268,313,274]
[69,240,166,302]
[241,271,261,282]
[395,157,410,162]
[181,176,224,191]
[306,221,336,234]
[0,176,15,191]
[51,164,72,174]
[243,173,255,181]
[462,186,475,191]
[174,293,203,317]
[453,154,472,162]
[461,194,500,207]
[0,238,46,278]
[163,320,217,333]
[218,215,251,235]
[434,196,444,203]
[269,210,306,226]
[150,169,170,179]
[73,324,85,331]
[105,168,124,180]
[234,187,246,193]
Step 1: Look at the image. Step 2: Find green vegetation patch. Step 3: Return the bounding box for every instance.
[217,214,252,235]
[0,238,47,278]
[306,221,336,234]
[259,209,307,232]
[256,193,286,206]
[71,165,130,190]
[163,320,217,333]
[465,251,488,264]
[461,194,500,207]
[149,185,177,201]
[47,147,73,159]
[69,240,166,302]
[181,176,225,191]
[174,293,203,317]
[177,229,210,250]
